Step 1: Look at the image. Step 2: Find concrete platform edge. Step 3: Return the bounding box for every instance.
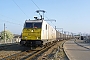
[63,41,71,60]
[74,39,90,50]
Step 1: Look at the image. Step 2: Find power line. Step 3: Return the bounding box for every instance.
[30,0,49,20]
[30,0,56,27]
[0,14,23,26]
[12,0,29,18]
[6,21,23,26]
[0,14,16,21]
[30,0,41,16]
[45,16,56,26]
[0,19,22,26]
[31,0,40,10]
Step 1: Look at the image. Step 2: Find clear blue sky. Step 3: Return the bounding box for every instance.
[0,0,90,35]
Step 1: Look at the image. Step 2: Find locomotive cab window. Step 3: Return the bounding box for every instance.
[25,23,33,28]
[25,22,42,28]
[34,23,42,28]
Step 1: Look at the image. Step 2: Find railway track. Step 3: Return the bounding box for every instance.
[25,42,56,60]
[2,49,36,60]
[2,41,56,60]
[2,41,67,60]
[37,40,68,60]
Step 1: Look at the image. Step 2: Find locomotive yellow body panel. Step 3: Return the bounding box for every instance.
[22,28,41,40]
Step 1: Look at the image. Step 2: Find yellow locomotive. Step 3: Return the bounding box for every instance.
[20,19,56,47]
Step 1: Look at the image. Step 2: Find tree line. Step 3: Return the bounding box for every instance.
[0,30,14,40]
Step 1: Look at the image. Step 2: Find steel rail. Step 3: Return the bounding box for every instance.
[2,50,35,60]
[2,41,57,60]
[25,42,56,60]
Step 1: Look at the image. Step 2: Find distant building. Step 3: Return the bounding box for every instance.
[13,34,21,42]
[74,35,80,39]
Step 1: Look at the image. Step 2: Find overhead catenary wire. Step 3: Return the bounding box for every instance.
[0,14,23,26]
[6,21,23,26]
[0,0,27,26]
[30,0,41,16]
[45,16,56,27]
[0,19,23,26]
[30,0,56,27]
[12,0,29,18]
[30,0,46,17]
[0,14,18,22]
[31,0,40,10]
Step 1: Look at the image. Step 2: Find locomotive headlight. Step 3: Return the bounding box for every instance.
[37,37,38,39]
[31,30,33,32]
[37,37,40,39]
[24,37,27,39]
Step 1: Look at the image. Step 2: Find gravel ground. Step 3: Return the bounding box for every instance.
[0,40,69,60]
[0,43,30,59]
[37,40,69,60]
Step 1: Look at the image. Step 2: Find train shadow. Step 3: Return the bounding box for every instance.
[0,43,31,51]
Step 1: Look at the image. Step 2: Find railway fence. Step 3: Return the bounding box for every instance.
[0,38,21,44]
